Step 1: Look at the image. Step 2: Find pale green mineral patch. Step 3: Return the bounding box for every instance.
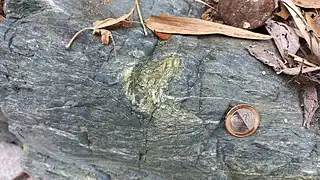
[123,56,181,114]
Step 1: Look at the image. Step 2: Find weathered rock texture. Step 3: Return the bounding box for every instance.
[0,0,320,179]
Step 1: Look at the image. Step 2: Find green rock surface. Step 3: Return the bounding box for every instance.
[0,0,319,179]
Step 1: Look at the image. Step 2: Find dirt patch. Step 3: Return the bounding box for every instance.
[0,0,5,22]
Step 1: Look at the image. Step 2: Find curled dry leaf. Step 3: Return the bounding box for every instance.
[96,29,112,45]
[265,19,300,61]
[281,0,320,62]
[292,0,320,8]
[66,7,135,49]
[302,85,319,128]
[145,15,272,40]
[247,44,286,73]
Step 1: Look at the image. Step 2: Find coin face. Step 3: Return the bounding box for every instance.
[225,104,260,137]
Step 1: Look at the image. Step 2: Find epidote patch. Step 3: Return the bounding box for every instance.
[123,56,180,114]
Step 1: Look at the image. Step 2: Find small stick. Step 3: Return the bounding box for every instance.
[135,0,148,36]
[66,27,93,49]
[109,32,117,57]
[195,0,215,9]
[288,53,318,67]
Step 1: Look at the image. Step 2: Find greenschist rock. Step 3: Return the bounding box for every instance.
[0,0,319,179]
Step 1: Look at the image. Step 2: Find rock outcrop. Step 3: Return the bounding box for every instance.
[0,0,319,179]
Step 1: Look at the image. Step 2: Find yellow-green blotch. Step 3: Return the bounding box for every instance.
[123,55,181,114]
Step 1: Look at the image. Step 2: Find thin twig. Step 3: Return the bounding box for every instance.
[288,53,318,67]
[195,0,215,9]
[66,27,93,49]
[109,32,117,57]
[135,0,148,36]
[298,57,304,75]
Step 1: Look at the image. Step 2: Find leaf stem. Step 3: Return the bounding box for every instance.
[66,27,93,49]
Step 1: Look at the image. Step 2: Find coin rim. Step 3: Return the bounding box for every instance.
[225,104,260,137]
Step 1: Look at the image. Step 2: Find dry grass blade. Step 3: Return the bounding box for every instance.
[145,15,271,40]
[135,0,148,36]
[281,0,320,61]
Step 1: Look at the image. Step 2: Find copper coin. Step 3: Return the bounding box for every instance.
[225,104,260,137]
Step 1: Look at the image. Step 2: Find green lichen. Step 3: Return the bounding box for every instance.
[123,56,181,114]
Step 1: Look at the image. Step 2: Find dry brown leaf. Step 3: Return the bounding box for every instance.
[154,31,172,40]
[0,15,4,23]
[93,7,135,29]
[145,15,272,40]
[66,7,135,49]
[305,12,320,37]
[281,0,320,61]
[279,66,320,75]
[93,29,116,55]
[246,43,320,75]
[292,0,320,8]
[302,85,319,128]
[274,3,290,20]
[247,44,286,72]
[265,19,300,60]
[98,29,112,45]
[153,14,172,40]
